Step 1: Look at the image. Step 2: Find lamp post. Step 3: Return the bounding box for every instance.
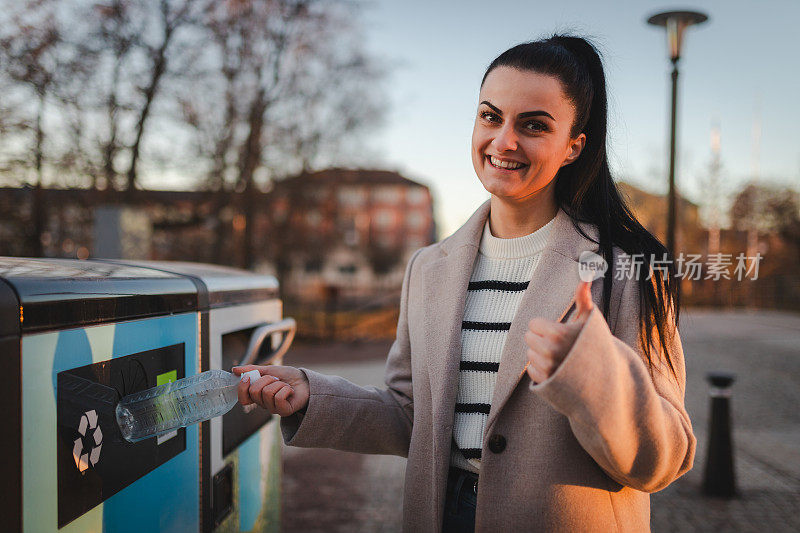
[647,10,708,260]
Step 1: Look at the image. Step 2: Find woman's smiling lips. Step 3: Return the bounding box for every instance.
[486,154,528,171]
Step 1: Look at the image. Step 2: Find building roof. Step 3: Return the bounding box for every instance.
[0,168,429,204]
[617,181,698,208]
[0,186,220,205]
[285,168,428,189]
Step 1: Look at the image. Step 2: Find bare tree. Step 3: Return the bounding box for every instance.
[123,0,207,192]
[90,1,142,190]
[179,0,385,268]
[0,0,64,254]
[732,182,800,244]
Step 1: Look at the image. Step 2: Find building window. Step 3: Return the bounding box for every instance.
[340,217,359,247]
[338,187,366,207]
[373,186,400,204]
[407,187,427,205]
[375,209,394,229]
[338,264,357,275]
[305,258,323,273]
[406,211,425,229]
[309,187,329,201]
[306,210,322,227]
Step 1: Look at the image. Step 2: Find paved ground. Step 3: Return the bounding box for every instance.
[280,354,404,533]
[650,308,800,532]
[280,309,800,532]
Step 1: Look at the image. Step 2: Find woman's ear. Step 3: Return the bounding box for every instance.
[560,133,586,167]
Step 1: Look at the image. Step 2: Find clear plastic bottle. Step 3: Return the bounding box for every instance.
[116,369,261,443]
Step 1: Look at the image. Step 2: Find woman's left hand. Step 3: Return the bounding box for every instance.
[525,279,594,384]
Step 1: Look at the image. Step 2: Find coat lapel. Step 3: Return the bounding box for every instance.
[423,202,487,436]
[485,206,603,434]
[484,249,579,432]
[422,201,486,521]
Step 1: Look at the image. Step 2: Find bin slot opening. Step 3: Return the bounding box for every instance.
[221,327,274,456]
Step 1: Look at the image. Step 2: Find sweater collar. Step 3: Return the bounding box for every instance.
[478,215,555,259]
[439,199,601,262]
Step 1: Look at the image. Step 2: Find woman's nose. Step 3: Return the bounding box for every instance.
[491,124,518,152]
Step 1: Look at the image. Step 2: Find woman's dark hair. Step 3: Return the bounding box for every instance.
[482,35,681,381]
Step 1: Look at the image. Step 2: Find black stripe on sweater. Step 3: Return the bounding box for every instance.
[459,361,500,372]
[462,321,511,331]
[455,403,491,415]
[460,448,482,459]
[468,280,529,292]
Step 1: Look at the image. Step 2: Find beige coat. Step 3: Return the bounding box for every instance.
[281,201,696,532]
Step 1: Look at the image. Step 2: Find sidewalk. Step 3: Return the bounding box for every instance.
[280,309,800,532]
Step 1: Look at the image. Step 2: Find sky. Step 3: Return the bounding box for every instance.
[358,0,800,237]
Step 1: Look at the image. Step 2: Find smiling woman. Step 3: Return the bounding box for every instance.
[471,68,586,236]
[233,34,695,533]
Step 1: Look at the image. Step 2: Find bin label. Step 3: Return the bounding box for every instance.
[72,409,103,472]
[156,370,177,385]
[156,370,179,445]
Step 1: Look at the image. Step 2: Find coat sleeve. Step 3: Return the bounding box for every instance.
[529,274,696,493]
[278,248,421,457]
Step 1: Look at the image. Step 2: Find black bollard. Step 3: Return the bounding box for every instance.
[702,371,737,498]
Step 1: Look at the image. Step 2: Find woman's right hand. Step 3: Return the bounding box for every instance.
[232,365,310,417]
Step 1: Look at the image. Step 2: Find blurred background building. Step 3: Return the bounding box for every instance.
[267,168,435,304]
[618,181,800,311]
[0,167,435,308]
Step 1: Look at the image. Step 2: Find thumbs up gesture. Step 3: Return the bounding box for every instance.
[525,279,594,385]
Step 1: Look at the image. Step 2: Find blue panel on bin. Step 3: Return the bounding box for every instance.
[101,313,199,533]
[102,425,199,533]
[238,431,262,532]
[52,328,93,393]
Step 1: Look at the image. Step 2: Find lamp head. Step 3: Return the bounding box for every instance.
[647,10,709,61]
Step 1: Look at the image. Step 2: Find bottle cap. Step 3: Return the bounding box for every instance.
[241,369,261,383]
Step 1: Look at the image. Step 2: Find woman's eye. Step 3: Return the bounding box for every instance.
[480,111,500,123]
[524,121,547,132]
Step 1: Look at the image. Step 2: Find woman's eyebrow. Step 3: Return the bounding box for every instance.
[480,100,554,121]
[519,110,555,120]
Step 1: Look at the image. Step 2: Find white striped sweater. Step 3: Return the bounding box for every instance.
[451,214,555,473]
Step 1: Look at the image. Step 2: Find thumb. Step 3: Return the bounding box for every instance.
[569,280,594,323]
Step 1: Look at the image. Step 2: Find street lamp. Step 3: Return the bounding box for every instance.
[647,10,709,260]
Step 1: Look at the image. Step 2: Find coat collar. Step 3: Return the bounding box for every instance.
[438,199,600,262]
[423,199,604,507]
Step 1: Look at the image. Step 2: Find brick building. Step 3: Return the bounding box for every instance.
[0,168,437,304]
[267,169,436,303]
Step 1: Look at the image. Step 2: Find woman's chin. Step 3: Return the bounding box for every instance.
[479,177,521,199]
[478,170,555,203]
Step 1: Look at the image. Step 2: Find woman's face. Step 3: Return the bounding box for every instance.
[471,66,585,204]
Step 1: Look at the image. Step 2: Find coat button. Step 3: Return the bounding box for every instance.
[488,434,506,453]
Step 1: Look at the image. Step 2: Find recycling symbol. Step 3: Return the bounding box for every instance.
[73,409,102,473]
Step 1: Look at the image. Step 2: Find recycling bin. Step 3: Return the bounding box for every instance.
[0,257,295,533]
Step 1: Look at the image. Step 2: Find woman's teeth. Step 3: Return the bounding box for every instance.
[489,155,525,170]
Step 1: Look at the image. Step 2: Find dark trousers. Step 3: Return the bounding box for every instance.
[441,467,478,532]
